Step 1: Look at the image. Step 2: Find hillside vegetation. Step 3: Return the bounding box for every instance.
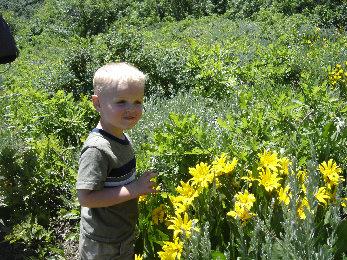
[0,0,346,259]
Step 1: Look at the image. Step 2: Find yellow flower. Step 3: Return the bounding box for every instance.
[279,157,291,175]
[152,204,167,225]
[155,184,162,192]
[157,238,184,260]
[318,159,344,189]
[213,177,221,189]
[175,181,201,202]
[169,196,190,214]
[139,195,148,204]
[297,197,311,220]
[341,198,347,207]
[168,213,199,239]
[241,170,257,188]
[301,183,307,194]
[235,190,256,210]
[211,153,227,175]
[258,168,282,192]
[189,162,214,189]
[227,201,257,224]
[297,169,307,183]
[227,190,257,225]
[224,158,238,173]
[315,187,330,207]
[135,254,143,260]
[257,149,281,172]
[327,189,336,204]
[212,153,238,176]
[278,185,292,206]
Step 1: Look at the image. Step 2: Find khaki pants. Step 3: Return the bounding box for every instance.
[79,232,135,260]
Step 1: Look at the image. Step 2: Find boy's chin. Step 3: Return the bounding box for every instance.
[122,125,136,131]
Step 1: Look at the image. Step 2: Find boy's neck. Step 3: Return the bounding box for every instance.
[96,122,125,140]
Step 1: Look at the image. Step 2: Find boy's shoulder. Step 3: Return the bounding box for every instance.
[81,130,112,154]
[82,129,132,152]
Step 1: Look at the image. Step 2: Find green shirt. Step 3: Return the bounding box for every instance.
[76,129,139,243]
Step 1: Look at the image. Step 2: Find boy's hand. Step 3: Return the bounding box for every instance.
[77,171,158,208]
[135,171,158,196]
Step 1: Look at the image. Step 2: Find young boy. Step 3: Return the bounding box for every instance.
[76,62,157,259]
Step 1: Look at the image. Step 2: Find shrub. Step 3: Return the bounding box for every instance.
[0,87,91,257]
[58,22,144,97]
[144,151,347,259]
[1,2,346,257]
[4,87,97,145]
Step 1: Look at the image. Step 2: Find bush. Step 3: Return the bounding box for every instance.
[58,22,144,97]
[1,1,346,257]
[0,87,92,257]
[3,87,97,145]
[142,151,346,259]
[58,38,107,97]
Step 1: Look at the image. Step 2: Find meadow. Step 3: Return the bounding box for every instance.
[0,0,346,259]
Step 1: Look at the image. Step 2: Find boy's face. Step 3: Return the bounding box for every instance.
[92,82,144,139]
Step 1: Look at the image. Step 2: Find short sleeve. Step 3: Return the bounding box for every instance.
[76,147,109,190]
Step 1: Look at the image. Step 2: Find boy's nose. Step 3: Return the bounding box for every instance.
[125,103,140,112]
[125,103,134,111]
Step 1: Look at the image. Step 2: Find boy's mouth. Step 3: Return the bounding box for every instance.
[123,116,135,120]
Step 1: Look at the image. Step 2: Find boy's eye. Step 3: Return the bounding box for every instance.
[114,100,143,106]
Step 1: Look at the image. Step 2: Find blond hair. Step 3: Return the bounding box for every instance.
[93,62,146,94]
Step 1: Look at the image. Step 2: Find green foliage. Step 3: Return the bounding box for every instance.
[226,0,268,20]
[4,88,97,145]
[0,87,94,257]
[185,38,237,98]
[0,135,77,220]
[309,3,347,27]
[181,222,214,259]
[63,0,134,37]
[57,22,144,97]
[137,195,170,258]
[225,0,346,27]
[58,37,107,97]
[0,0,346,258]
[0,0,43,18]
[0,135,80,257]
[143,112,214,188]
[136,0,228,22]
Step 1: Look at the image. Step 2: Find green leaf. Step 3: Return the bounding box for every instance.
[271,242,286,259]
[153,229,169,244]
[321,122,334,138]
[48,245,65,256]
[211,251,226,260]
[334,219,347,259]
[216,118,233,131]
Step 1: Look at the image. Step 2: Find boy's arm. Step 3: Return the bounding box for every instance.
[77,171,157,208]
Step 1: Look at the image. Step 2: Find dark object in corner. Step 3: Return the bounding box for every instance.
[0,15,19,64]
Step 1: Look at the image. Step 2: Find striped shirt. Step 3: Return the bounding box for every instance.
[76,129,139,243]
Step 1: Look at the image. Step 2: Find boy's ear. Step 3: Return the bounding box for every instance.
[92,95,101,112]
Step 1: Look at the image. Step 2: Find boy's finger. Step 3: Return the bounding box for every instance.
[146,172,158,179]
[150,172,158,178]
